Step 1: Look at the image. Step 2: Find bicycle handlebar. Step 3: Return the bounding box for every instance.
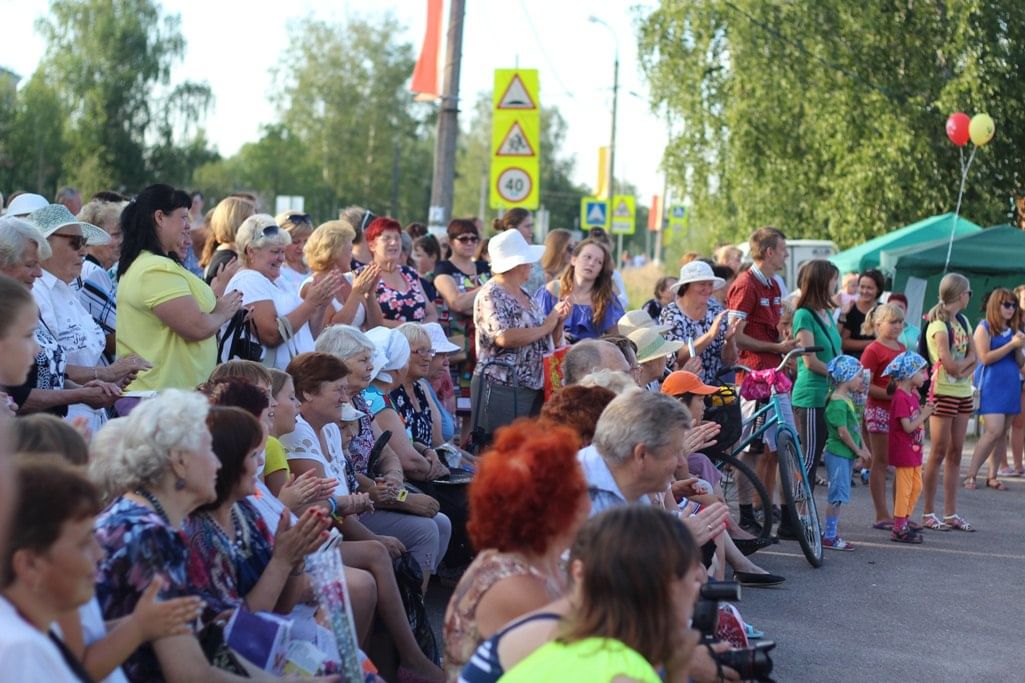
[714,345,824,382]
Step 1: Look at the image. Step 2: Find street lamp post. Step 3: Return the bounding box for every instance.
[588,15,621,266]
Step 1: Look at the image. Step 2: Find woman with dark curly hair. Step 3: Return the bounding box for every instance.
[535,238,623,343]
[442,419,591,678]
[539,384,617,446]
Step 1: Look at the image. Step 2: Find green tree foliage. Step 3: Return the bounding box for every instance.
[453,93,590,232]
[32,0,213,193]
[638,0,1025,248]
[0,73,66,194]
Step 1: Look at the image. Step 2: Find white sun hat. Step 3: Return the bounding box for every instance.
[669,260,725,295]
[423,322,461,353]
[618,309,671,336]
[488,229,545,274]
[27,204,111,246]
[627,326,685,364]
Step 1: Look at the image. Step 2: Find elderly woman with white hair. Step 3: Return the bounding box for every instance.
[300,220,383,329]
[89,390,266,682]
[0,216,122,418]
[223,214,343,369]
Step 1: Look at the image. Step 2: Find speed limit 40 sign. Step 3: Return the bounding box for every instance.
[490,69,539,209]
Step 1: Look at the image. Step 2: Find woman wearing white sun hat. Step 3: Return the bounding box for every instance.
[472,230,570,439]
[659,260,740,384]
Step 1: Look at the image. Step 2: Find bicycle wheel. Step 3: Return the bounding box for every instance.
[776,431,824,567]
[713,451,773,543]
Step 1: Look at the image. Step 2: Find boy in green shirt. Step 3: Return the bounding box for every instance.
[822,355,873,550]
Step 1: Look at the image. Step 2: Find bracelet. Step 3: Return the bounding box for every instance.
[327,497,338,515]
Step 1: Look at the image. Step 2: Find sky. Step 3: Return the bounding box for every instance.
[2,0,670,205]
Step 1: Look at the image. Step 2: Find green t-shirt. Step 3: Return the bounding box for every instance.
[501,637,662,683]
[925,318,973,398]
[791,308,843,408]
[823,396,862,460]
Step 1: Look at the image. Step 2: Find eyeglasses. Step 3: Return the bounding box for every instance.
[1002,301,1018,309]
[51,233,88,250]
[412,347,436,359]
[454,234,480,244]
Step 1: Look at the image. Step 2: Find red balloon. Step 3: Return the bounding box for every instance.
[946,112,970,146]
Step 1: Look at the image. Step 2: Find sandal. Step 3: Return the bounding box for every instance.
[921,513,951,531]
[962,476,977,490]
[944,514,976,532]
[872,520,894,530]
[997,467,1019,477]
[986,478,1007,491]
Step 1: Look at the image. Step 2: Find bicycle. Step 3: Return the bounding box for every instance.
[711,346,824,568]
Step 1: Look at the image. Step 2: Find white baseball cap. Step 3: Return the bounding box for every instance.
[423,322,461,353]
[5,193,49,218]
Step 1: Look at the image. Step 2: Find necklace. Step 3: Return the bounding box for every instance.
[205,506,247,552]
[135,488,172,527]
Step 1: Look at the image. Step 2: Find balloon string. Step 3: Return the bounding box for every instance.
[944,145,977,272]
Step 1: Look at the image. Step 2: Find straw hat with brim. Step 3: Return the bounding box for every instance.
[661,370,719,397]
[423,322,461,354]
[669,260,725,295]
[365,326,411,384]
[28,204,111,246]
[488,229,545,274]
[619,309,671,336]
[627,327,686,364]
[340,402,367,422]
[4,193,48,217]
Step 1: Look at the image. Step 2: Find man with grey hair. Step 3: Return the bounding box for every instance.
[562,338,633,386]
[56,186,82,215]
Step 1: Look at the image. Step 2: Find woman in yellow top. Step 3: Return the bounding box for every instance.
[501,506,704,683]
[116,184,242,394]
[920,273,978,532]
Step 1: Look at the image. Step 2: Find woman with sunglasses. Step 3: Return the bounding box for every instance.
[224,215,342,370]
[434,219,490,439]
[963,288,1025,490]
[275,211,315,295]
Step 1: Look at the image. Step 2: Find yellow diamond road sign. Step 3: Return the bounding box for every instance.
[610,195,635,235]
[491,69,540,210]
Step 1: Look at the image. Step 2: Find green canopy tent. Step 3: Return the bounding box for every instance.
[883,225,1025,329]
[830,213,982,275]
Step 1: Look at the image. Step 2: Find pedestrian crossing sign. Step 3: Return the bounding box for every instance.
[610,194,636,235]
[580,197,609,230]
[668,204,687,229]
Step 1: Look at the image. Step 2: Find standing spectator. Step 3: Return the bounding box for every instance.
[224,214,341,370]
[584,227,629,309]
[726,227,799,534]
[472,230,568,436]
[710,265,735,308]
[413,234,441,279]
[839,269,884,358]
[886,293,920,351]
[180,191,206,277]
[434,219,490,436]
[301,220,383,329]
[116,184,242,392]
[492,209,544,295]
[535,238,623,343]
[1006,284,1025,477]
[791,259,843,484]
[661,261,738,383]
[275,211,314,295]
[920,273,977,532]
[884,351,932,543]
[714,244,742,272]
[357,217,438,326]
[200,196,253,283]
[964,288,1025,489]
[539,228,573,284]
[55,186,82,215]
[642,275,678,322]
[73,198,126,363]
[860,303,908,528]
[339,206,375,267]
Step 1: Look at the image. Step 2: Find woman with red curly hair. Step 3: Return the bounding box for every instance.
[355,216,438,327]
[540,384,617,446]
[442,419,590,678]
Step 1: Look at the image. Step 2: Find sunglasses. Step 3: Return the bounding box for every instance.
[454,234,480,244]
[261,224,280,237]
[287,213,312,225]
[1002,301,1018,309]
[51,233,88,250]
[359,211,376,232]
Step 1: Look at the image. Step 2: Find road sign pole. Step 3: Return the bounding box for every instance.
[428,0,465,234]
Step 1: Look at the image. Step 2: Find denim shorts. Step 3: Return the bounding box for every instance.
[824,450,854,506]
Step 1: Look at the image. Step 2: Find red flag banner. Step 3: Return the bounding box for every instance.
[411,0,442,101]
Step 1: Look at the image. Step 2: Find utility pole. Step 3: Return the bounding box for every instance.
[428,0,465,236]
[589,16,621,264]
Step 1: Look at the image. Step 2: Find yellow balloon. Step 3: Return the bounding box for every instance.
[969,113,995,146]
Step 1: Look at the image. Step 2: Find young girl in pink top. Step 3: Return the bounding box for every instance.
[883,351,934,544]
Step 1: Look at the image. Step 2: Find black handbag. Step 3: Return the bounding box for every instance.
[218,309,264,364]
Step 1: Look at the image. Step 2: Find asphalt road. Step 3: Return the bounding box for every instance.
[427,441,1024,682]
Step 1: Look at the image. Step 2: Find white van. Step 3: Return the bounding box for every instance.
[737,239,838,291]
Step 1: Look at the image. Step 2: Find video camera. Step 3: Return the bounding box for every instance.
[693,581,776,683]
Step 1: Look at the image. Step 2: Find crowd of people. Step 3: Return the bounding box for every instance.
[0,184,1018,682]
